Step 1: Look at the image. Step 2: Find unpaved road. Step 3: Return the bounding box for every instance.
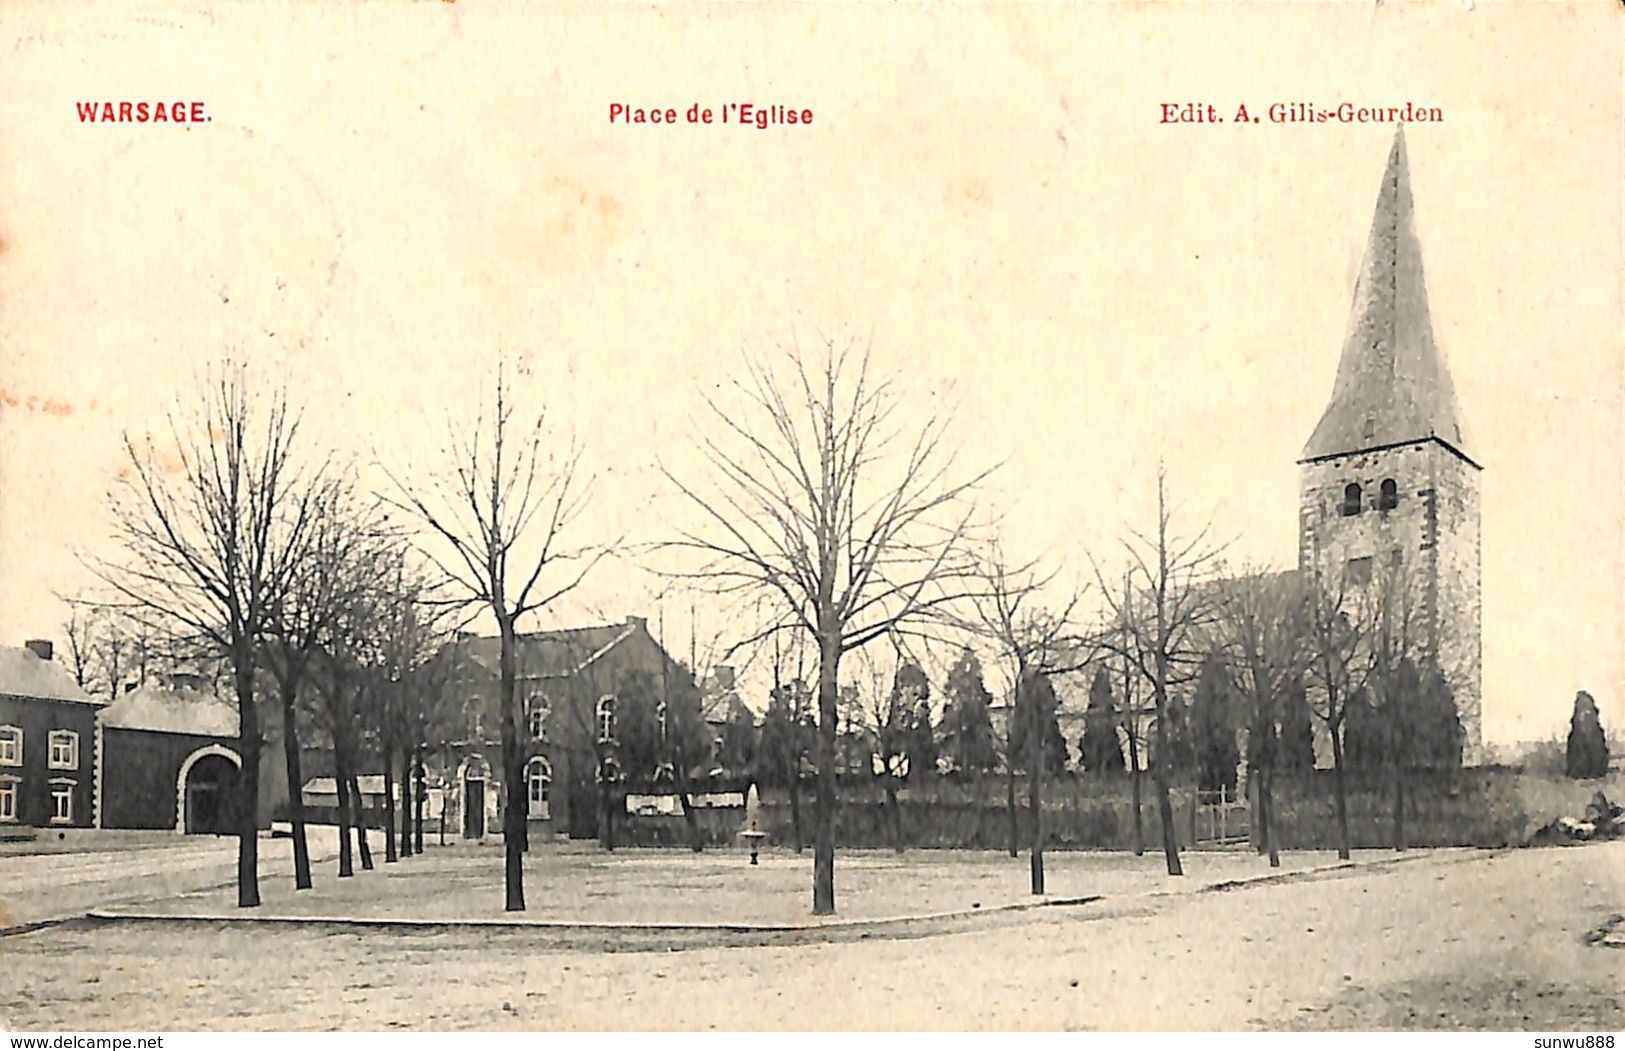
[2,842,1621,1031]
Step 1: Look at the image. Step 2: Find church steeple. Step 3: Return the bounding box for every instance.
[1301,126,1475,467]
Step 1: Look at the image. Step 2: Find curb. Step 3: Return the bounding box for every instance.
[83,893,1106,936]
[1173,846,1486,896]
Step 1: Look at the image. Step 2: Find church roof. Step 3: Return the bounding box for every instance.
[443,617,657,681]
[1301,126,1477,468]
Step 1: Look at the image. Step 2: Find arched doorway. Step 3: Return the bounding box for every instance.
[176,745,241,835]
[456,754,492,840]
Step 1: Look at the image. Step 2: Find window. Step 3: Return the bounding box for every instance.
[1346,556,1373,585]
[49,779,74,824]
[0,777,17,822]
[596,755,621,785]
[1389,547,1404,568]
[526,695,548,741]
[1340,483,1363,517]
[1378,478,1399,511]
[526,757,552,818]
[48,730,78,770]
[0,726,20,767]
[596,696,616,744]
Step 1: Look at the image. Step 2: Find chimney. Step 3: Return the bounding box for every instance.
[24,639,53,661]
[713,665,736,692]
[626,615,648,633]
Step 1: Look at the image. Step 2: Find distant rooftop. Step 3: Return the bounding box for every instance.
[0,645,101,705]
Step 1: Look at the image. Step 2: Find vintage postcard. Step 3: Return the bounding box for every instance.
[0,0,1621,1036]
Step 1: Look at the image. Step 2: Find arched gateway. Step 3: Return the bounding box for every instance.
[175,744,241,834]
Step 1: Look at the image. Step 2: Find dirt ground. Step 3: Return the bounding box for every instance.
[2,842,1622,1031]
[100,841,1441,925]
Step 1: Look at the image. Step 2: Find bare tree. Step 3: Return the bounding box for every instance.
[1303,550,1375,861]
[1118,646,1149,855]
[57,601,157,702]
[60,605,97,691]
[384,365,609,912]
[960,540,1091,894]
[1213,567,1310,868]
[1365,556,1434,851]
[760,632,815,853]
[262,476,383,889]
[665,342,993,914]
[94,365,319,907]
[371,561,455,863]
[847,643,923,854]
[399,611,465,856]
[1096,468,1224,877]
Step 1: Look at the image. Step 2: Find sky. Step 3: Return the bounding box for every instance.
[0,1,1619,746]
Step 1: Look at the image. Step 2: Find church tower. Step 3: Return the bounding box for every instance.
[1298,126,1483,762]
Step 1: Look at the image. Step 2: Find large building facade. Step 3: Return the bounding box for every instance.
[436,615,694,841]
[1297,127,1483,762]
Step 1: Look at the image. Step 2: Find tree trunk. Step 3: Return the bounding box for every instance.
[497,614,526,911]
[788,766,803,853]
[278,678,312,891]
[1152,765,1181,876]
[351,773,374,871]
[1129,739,1144,857]
[813,628,839,915]
[1151,693,1182,876]
[1254,770,1269,855]
[597,749,615,851]
[673,762,703,853]
[1254,773,1267,857]
[412,744,426,854]
[396,745,412,859]
[383,745,399,863]
[1261,766,1280,868]
[1330,724,1351,861]
[1028,676,1045,895]
[335,758,354,878]
[234,657,262,908]
[1392,764,1406,852]
[884,776,903,854]
[1004,757,1018,858]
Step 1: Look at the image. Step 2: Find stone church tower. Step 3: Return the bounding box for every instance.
[1297,127,1483,763]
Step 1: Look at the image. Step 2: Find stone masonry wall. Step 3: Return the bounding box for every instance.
[1298,438,1482,762]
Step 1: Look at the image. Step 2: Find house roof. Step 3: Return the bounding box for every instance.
[0,647,101,705]
[1301,126,1475,467]
[100,683,238,736]
[447,619,643,681]
[303,775,389,797]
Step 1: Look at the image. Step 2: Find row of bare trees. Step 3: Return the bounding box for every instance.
[670,343,1461,913]
[86,365,470,906]
[82,344,1456,917]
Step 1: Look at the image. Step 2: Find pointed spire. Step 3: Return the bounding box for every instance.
[1301,126,1475,466]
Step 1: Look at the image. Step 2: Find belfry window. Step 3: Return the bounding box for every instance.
[1341,483,1362,517]
[1378,479,1399,511]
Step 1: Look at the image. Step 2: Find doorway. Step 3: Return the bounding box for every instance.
[184,753,240,835]
[463,777,486,838]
